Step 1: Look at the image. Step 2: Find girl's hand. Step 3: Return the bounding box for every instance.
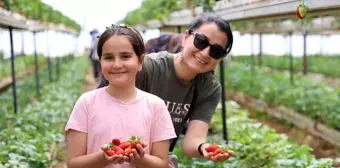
[201,143,234,162]
[101,145,125,164]
[125,144,146,163]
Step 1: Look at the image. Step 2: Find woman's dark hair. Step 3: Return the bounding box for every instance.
[188,15,233,55]
[97,24,145,59]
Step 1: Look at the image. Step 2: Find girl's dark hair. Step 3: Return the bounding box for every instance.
[97,24,145,59]
[188,15,233,55]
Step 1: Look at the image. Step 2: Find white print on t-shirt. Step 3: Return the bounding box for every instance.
[164,101,190,124]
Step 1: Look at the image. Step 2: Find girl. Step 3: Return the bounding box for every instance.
[99,15,235,166]
[65,24,177,168]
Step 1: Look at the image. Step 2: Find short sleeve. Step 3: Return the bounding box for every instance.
[151,100,177,143]
[189,75,222,124]
[136,56,153,92]
[65,93,89,134]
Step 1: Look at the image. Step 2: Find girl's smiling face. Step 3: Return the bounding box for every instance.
[100,35,143,87]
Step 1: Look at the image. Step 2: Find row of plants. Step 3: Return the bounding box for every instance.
[231,55,340,78]
[118,0,219,26]
[0,54,45,81]
[0,55,89,167]
[119,0,312,32]
[173,101,338,168]
[0,54,75,122]
[0,0,81,34]
[217,61,340,130]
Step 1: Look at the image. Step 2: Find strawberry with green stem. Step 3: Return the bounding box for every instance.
[205,143,218,153]
[205,143,230,157]
[214,146,229,157]
[128,136,138,149]
[129,136,146,149]
[296,1,308,20]
[105,142,115,156]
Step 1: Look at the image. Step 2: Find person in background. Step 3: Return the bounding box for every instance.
[89,28,101,79]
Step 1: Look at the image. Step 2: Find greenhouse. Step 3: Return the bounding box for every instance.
[0,0,340,167]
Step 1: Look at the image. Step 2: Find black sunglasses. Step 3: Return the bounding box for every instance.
[189,30,226,59]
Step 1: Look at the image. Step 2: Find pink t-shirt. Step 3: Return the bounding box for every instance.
[65,87,177,168]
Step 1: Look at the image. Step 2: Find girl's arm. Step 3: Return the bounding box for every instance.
[67,130,110,168]
[131,140,169,168]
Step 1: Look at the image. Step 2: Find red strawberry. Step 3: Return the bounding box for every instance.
[105,149,115,156]
[114,146,125,155]
[112,138,121,146]
[212,148,221,157]
[119,142,131,150]
[205,143,218,153]
[130,141,137,149]
[128,136,139,149]
[0,2,4,8]
[125,147,132,156]
[296,4,308,20]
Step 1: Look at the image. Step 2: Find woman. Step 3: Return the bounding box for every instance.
[99,15,234,166]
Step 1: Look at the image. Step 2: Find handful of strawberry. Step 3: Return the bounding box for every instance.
[105,136,146,157]
[205,143,229,157]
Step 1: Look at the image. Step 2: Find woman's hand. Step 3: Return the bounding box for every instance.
[101,145,126,164]
[201,143,234,162]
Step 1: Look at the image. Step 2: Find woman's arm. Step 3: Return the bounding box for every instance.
[181,120,209,158]
[131,140,169,168]
[67,130,110,168]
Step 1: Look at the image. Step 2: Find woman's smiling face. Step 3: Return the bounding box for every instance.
[181,23,228,74]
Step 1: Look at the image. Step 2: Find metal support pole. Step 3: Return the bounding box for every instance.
[302,20,308,75]
[289,32,294,85]
[250,34,255,72]
[258,33,262,66]
[9,27,17,113]
[46,31,52,82]
[33,31,40,97]
[177,26,181,33]
[57,57,60,80]
[219,59,228,143]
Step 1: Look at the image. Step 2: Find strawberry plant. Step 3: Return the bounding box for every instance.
[217,61,340,129]
[0,54,45,80]
[0,0,81,34]
[0,54,74,119]
[171,101,337,168]
[232,55,340,78]
[0,56,89,167]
